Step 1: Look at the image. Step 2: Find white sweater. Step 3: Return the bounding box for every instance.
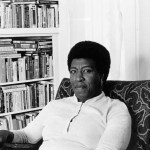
[12,92,131,150]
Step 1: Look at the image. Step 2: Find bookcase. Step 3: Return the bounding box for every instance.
[0,0,60,131]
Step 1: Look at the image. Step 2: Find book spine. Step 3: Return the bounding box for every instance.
[18,57,26,81]
[0,58,6,83]
[0,116,9,130]
[12,60,18,82]
[12,0,36,2]
[13,40,36,44]
[37,5,41,27]
[0,87,4,113]
[20,4,25,28]
[33,54,39,78]
[0,2,6,28]
[24,4,29,28]
[14,43,37,49]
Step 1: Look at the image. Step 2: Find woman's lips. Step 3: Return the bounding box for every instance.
[75,84,87,90]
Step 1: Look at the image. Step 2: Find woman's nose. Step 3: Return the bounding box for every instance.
[76,71,84,81]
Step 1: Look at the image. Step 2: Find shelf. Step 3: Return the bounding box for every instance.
[0,0,59,131]
[0,107,44,117]
[0,77,54,86]
[0,28,59,37]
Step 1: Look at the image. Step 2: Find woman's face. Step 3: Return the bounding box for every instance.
[70,58,103,102]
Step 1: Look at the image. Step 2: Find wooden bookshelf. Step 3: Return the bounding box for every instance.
[0,28,59,37]
[0,0,59,130]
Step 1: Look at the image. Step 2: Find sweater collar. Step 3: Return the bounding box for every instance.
[73,92,106,104]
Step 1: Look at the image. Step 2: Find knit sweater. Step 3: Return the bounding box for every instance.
[12,92,131,150]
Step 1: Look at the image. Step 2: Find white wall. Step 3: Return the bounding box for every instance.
[139,0,150,80]
[58,0,150,81]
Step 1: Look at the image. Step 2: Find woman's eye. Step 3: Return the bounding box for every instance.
[70,70,76,74]
[83,69,93,73]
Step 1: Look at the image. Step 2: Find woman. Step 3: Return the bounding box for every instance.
[0,41,131,150]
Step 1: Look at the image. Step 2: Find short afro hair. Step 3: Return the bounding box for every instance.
[67,41,111,83]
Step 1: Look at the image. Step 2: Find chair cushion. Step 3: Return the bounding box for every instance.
[56,78,150,150]
[55,78,74,99]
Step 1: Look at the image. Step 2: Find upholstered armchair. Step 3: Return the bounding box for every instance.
[2,78,150,150]
[56,78,150,150]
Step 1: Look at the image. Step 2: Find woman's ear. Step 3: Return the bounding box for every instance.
[100,74,104,88]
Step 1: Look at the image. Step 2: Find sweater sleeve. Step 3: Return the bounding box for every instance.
[11,102,52,144]
[95,101,132,150]
[12,130,28,143]
[11,112,44,144]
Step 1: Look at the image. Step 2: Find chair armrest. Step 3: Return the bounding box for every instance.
[2,140,42,150]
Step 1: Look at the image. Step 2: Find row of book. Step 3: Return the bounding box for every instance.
[0,53,53,83]
[0,110,40,130]
[0,81,54,113]
[0,0,59,28]
[12,111,40,129]
[0,38,53,83]
[0,36,53,52]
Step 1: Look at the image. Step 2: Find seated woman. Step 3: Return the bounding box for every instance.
[0,41,131,150]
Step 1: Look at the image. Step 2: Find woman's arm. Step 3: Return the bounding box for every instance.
[12,103,52,144]
[96,102,132,150]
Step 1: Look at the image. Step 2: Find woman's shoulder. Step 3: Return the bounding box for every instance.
[106,96,130,115]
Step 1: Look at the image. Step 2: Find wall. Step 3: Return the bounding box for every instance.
[59,0,150,81]
[139,0,150,80]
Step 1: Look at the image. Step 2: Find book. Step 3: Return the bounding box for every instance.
[25,111,39,124]
[38,44,52,49]
[26,84,33,108]
[14,48,37,52]
[18,57,26,81]
[5,115,13,130]
[0,116,9,130]
[0,2,6,28]
[32,83,38,107]
[0,58,6,83]
[11,89,27,112]
[0,53,21,58]
[40,80,53,103]
[12,60,18,82]
[33,54,40,78]
[0,44,14,52]
[5,58,13,82]
[38,0,58,4]
[39,53,46,78]
[15,114,26,129]
[37,39,52,46]
[13,40,36,44]
[0,88,4,113]
[2,84,27,113]
[24,4,30,28]
[38,83,45,107]
[4,92,12,112]
[14,43,37,49]
[12,116,19,130]
[0,38,12,42]
[50,3,59,27]
[12,0,37,4]
[0,51,17,54]
[50,84,54,100]
[49,55,53,77]
[29,4,37,28]
[2,84,26,91]
[12,0,36,2]
[48,7,55,27]
[0,38,12,44]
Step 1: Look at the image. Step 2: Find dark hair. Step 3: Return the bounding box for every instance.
[67,41,111,83]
